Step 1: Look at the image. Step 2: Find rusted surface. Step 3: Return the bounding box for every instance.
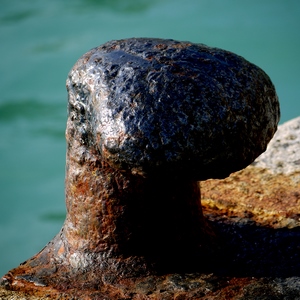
[0,111,213,297]
[0,38,283,299]
[202,165,300,229]
[2,166,300,297]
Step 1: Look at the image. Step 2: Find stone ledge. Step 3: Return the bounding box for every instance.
[253,116,300,176]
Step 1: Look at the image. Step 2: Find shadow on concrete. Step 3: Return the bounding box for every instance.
[207,218,300,278]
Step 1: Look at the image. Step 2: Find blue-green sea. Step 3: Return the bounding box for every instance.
[0,0,299,276]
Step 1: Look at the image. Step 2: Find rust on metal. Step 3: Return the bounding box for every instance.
[0,38,281,299]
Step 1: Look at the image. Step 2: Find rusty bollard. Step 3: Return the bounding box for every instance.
[1,38,280,298]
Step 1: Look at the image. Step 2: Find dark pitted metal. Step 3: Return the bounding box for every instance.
[1,38,280,299]
[68,38,279,179]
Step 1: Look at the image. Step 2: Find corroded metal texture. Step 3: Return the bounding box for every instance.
[0,38,280,299]
[2,165,300,299]
[68,38,279,180]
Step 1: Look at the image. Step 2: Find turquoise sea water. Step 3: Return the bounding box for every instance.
[0,0,299,276]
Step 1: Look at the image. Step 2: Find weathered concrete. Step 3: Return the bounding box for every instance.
[253,116,300,176]
[0,38,284,299]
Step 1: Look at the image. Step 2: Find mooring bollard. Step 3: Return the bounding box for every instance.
[1,38,279,298]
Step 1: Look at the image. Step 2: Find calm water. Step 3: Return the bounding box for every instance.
[0,0,299,275]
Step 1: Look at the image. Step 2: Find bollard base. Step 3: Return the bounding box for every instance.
[2,165,300,299]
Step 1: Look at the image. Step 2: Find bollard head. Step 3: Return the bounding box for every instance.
[67,38,280,180]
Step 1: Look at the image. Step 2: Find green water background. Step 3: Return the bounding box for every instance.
[0,0,299,275]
